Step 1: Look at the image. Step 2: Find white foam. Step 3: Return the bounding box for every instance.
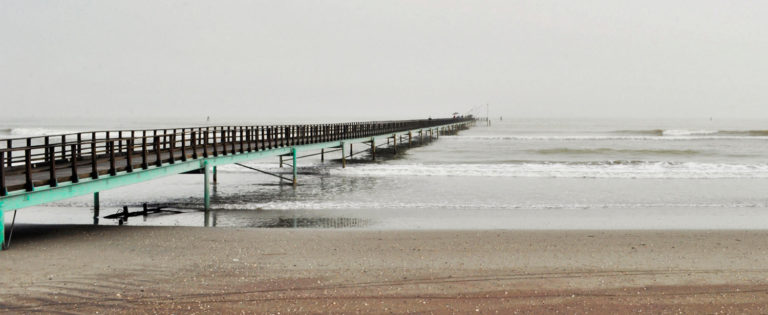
[448,135,768,141]
[213,200,765,211]
[331,162,768,179]
[661,129,718,136]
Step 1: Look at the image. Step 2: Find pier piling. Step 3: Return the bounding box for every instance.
[1,209,4,248]
[292,148,297,187]
[93,192,100,224]
[204,161,210,211]
[393,134,397,155]
[371,138,376,161]
[341,142,346,168]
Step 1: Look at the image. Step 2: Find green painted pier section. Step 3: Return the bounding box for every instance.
[0,118,475,249]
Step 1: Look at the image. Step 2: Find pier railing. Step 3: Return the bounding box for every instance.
[0,117,473,196]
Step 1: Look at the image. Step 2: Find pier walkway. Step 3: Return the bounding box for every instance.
[0,117,475,249]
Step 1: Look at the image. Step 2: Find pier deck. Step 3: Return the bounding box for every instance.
[0,118,474,249]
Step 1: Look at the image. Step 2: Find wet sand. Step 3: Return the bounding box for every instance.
[2,225,768,313]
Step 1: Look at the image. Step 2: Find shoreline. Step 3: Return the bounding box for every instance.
[2,225,768,313]
[12,204,768,230]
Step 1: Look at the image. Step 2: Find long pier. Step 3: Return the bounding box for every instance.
[0,117,475,249]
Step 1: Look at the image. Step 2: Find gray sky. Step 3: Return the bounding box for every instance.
[2,0,767,122]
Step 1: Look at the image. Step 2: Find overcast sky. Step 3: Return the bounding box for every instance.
[2,1,767,123]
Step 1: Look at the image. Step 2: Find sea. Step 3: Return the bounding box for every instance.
[4,117,768,230]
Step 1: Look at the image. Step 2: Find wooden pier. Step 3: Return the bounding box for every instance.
[0,117,475,249]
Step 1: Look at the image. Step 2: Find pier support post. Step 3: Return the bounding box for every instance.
[213,166,217,184]
[279,155,283,168]
[204,161,210,211]
[370,138,376,161]
[349,143,353,157]
[1,209,4,250]
[408,132,412,147]
[341,142,346,168]
[392,134,397,155]
[93,192,100,224]
[321,148,325,163]
[292,148,297,187]
[122,206,129,223]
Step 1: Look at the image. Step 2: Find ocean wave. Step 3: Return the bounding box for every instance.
[720,130,768,136]
[614,129,768,137]
[612,129,665,136]
[332,162,768,179]
[210,200,766,211]
[448,135,768,141]
[661,129,718,136]
[533,148,700,156]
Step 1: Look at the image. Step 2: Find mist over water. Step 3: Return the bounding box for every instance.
[11,118,768,229]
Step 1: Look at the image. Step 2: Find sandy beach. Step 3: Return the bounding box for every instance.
[1,226,768,313]
[5,0,768,313]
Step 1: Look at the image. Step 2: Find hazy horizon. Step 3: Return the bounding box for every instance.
[2,1,767,121]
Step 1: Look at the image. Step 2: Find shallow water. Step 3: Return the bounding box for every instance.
[6,118,768,229]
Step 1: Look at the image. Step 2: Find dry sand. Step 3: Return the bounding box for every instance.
[2,225,768,313]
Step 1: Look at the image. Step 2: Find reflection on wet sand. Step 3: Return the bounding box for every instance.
[203,209,370,228]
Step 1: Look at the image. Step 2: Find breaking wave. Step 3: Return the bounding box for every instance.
[615,129,768,137]
[533,148,700,156]
[448,135,768,141]
[333,161,768,179]
[213,200,766,210]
